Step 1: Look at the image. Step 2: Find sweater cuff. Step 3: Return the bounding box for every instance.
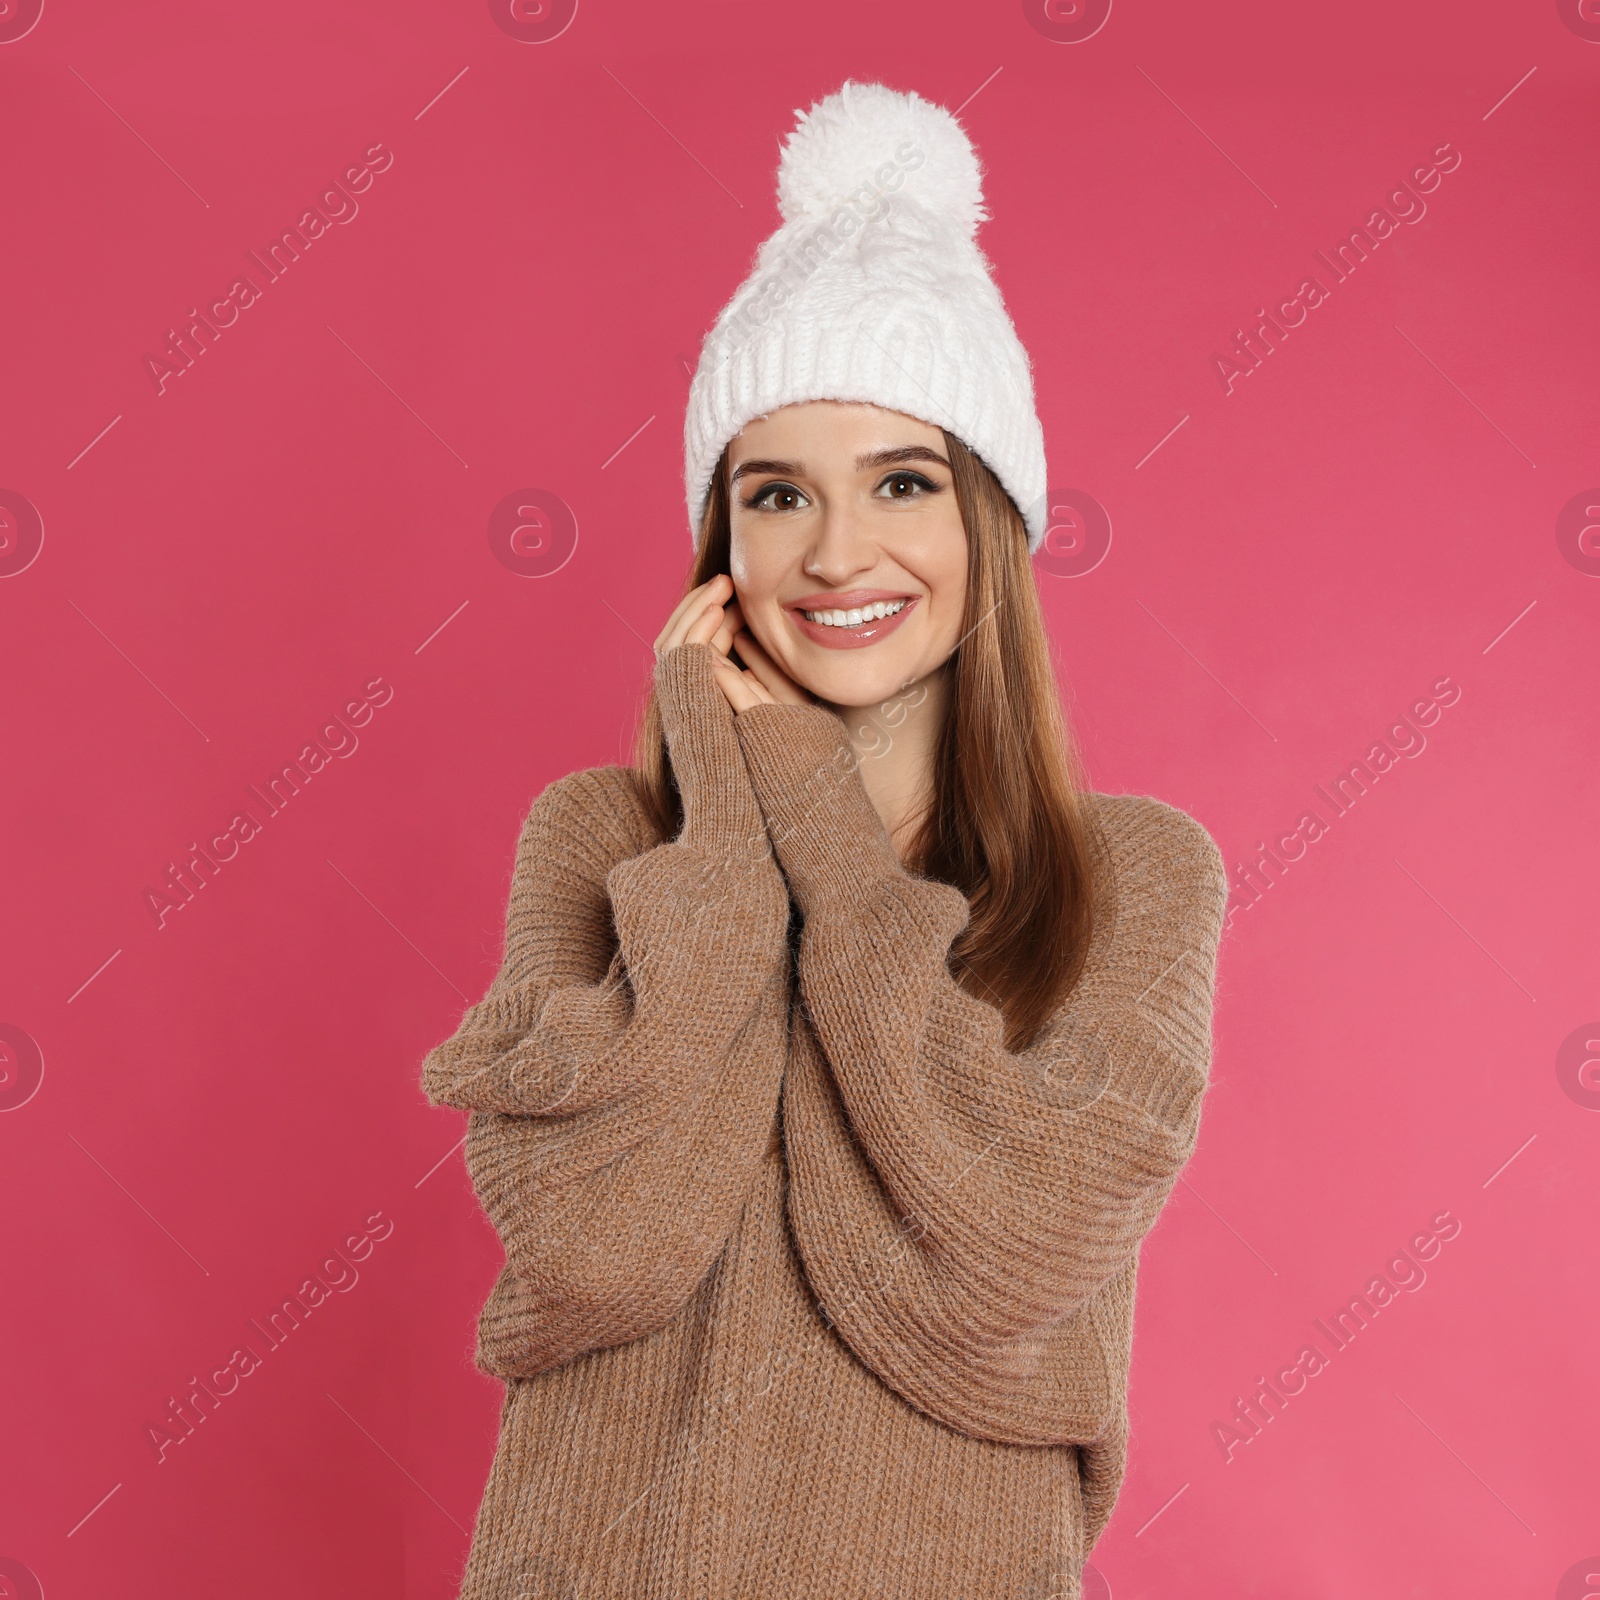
[654,642,769,860]
[733,701,904,912]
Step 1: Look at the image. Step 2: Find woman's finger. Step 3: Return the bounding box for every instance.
[731,627,815,706]
[683,593,731,650]
[654,573,734,658]
[708,653,773,713]
[708,598,747,660]
[654,581,722,656]
[663,574,728,640]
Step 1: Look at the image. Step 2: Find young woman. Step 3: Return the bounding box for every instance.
[422,82,1227,1600]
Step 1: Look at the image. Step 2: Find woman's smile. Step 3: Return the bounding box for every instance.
[785,590,920,650]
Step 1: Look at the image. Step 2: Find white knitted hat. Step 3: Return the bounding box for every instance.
[684,80,1049,554]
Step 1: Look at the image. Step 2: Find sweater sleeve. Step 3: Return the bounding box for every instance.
[732,700,1228,1452]
[420,643,792,1379]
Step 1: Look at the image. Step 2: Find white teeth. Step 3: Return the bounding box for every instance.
[800,598,908,627]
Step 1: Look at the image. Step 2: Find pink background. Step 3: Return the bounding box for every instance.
[2,1,1596,1595]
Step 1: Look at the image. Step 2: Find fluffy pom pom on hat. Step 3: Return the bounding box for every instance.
[684,80,1049,553]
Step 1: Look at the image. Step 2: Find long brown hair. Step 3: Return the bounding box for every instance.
[632,430,1104,1052]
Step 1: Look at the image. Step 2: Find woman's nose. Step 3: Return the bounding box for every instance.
[804,505,877,580]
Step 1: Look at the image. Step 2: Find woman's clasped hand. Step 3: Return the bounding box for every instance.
[652,573,815,715]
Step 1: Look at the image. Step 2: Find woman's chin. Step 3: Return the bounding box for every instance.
[793,653,928,714]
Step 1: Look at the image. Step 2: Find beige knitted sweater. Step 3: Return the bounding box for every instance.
[421,642,1228,1600]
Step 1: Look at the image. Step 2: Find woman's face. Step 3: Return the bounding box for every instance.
[726,401,969,711]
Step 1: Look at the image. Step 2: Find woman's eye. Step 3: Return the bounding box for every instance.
[744,481,809,512]
[876,470,940,500]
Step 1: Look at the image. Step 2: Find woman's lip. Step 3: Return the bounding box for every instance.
[788,596,919,651]
[788,589,914,610]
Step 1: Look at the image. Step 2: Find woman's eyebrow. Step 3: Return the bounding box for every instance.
[730,445,951,485]
[855,445,951,471]
[729,458,801,484]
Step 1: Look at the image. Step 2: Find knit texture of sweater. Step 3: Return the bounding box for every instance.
[420,641,1229,1600]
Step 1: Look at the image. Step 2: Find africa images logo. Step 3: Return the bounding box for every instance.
[143,1212,395,1464]
[141,678,394,929]
[1210,143,1463,394]
[142,144,395,396]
